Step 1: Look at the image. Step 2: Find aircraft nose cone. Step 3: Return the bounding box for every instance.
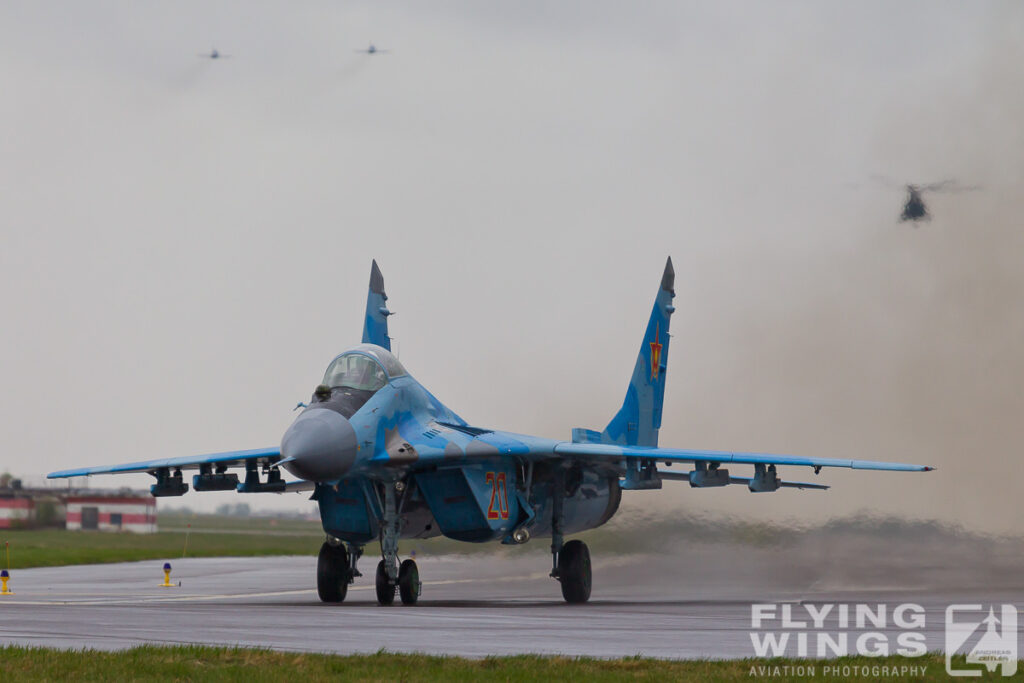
[280,409,358,482]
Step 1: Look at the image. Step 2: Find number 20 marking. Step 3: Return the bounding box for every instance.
[486,472,509,520]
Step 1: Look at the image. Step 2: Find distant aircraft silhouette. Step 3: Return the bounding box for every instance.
[899,180,979,223]
[871,175,978,225]
[355,43,390,55]
[199,48,230,60]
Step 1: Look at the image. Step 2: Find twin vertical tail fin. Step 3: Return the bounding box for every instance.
[573,257,675,447]
[362,260,393,350]
[366,257,675,443]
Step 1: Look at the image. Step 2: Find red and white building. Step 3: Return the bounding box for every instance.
[65,493,157,533]
[0,495,34,529]
[0,485,157,533]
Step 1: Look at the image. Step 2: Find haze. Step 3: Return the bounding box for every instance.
[1,2,1020,533]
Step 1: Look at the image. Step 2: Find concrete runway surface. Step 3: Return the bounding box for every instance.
[1,548,1021,659]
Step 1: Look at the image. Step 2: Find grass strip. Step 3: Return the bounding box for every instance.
[2,647,1013,682]
[0,528,320,569]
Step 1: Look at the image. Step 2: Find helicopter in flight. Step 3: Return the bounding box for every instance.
[872,176,978,224]
[900,181,965,223]
[355,43,390,55]
[198,48,230,60]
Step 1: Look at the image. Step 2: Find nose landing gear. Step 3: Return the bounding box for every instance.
[375,559,396,605]
[374,557,420,606]
[398,559,420,605]
[373,480,421,606]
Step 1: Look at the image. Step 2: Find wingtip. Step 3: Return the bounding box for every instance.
[369,260,385,294]
[923,465,937,472]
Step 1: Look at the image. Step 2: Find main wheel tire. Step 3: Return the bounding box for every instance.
[398,559,420,606]
[317,542,349,603]
[558,539,592,604]
[375,559,396,606]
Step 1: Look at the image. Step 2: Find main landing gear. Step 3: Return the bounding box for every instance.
[555,539,592,603]
[320,475,593,605]
[317,542,348,602]
[317,540,362,603]
[549,470,592,603]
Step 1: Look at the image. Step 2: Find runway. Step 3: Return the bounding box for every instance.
[2,549,1021,658]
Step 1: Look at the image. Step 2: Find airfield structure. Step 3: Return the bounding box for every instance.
[64,491,156,533]
[0,494,34,529]
[0,480,156,532]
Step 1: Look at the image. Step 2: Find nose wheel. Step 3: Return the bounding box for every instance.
[375,560,396,605]
[374,480,422,606]
[398,559,420,605]
[375,557,420,605]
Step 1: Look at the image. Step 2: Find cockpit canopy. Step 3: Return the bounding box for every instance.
[322,344,407,392]
[323,354,386,392]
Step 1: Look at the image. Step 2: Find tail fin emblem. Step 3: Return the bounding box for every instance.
[649,322,663,380]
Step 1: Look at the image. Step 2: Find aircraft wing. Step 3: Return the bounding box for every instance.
[47,447,281,478]
[552,443,933,472]
[392,423,932,474]
[658,469,831,490]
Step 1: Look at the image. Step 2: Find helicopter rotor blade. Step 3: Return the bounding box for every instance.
[921,179,980,193]
[869,173,902,189]
[919,179,955,192]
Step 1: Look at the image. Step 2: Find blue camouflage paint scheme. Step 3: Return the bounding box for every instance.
[597,257,675,447]
[362,259,392,351]
[416,461,520,542]
[314,478,380,544]
[48,447,282,478]
[554,443,929,472]
[48,258,934,547]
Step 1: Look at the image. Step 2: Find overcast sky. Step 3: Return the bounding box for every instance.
[1,2,1021,532]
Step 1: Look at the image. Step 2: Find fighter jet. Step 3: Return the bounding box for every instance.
[355,43,390,55]
[48,259,934,605]
[199,48,230,60]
